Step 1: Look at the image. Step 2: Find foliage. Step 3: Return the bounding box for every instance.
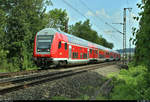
[131,1,150,99]
[95,94,107,100]
[0,9,6,46]
[0,9,12,72]
[109,65,150,100]
[69,19,114,49]
[0,0,52,71]
[45,8,69,32]
[97,35,114,49]
[133,0,150,68]
[0,0,114,72]
[51,96,71,100]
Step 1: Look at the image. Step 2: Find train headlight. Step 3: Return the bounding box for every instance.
[37,49,40,52]
[47,49,50,51]
[34,57,37,61]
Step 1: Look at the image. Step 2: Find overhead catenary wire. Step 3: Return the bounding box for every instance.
[62,0,119,33]
[62,0,104,33]
[105,22,123,35]
[79,0,124,45]
[80,0,106,24]
[62,0,124,50]
[62,0,88,19]
[79,0,123,34]
[79,0,122,43]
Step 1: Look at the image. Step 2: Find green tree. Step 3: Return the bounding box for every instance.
[133,0,150,68]
[96,35,114,49]
[0,0,52,71]
[0,9,6,48]
[0,9,7,64]
[69,19,114,49]
[128,0,150,98]
[69,19,98,43]
[45,8,69,32]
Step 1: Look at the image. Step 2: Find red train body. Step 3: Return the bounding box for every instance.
[33,28,120,68]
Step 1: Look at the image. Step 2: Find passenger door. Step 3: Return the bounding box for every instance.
[69,45,72,59]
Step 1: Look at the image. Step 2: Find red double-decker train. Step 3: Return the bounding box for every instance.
[33,28,120,68]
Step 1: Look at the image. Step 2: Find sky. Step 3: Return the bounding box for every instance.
[47,0,141,50]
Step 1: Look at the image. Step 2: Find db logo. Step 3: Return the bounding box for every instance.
[41,55,44,57]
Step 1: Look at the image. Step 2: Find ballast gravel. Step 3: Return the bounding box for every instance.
[0,65,120,100]
[0,71,105,100]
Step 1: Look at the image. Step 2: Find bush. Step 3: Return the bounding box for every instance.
[109,65,148,100]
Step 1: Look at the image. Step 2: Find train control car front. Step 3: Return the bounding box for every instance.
[33,28,55,68]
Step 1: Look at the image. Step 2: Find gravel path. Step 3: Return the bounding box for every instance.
[93,65,120,77]
[0,64,120,100]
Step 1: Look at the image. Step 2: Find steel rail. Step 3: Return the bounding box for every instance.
[0,61,118,95]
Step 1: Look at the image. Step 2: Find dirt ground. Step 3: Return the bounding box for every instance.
[92,65,121,77]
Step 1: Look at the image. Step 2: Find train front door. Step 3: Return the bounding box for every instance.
[87,48,89,59]
[69,45,72,59]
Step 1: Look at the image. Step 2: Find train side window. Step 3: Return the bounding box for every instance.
[73,52,78,58]
[80,53,83,59]
[65,43,67,50]
[73,52,76,58]
[72,52,74,58]
[75,52,76,58]
[58,41,61,49]
[74,52,76,58]
[74,53,75,58]
[96,50,97,54]
[90,49,92,54]
[83,53,87,58]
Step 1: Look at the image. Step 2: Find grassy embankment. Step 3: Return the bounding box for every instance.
[51,62,148,100]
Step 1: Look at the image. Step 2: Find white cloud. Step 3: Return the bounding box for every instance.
[85,8,110,19]
[103,30,116,34]
[96,8,110,19]
[86,10,95,16]
[96,10,100,15]
[111,11,122,23]
[69,16,77,22]
[85,8,137,24]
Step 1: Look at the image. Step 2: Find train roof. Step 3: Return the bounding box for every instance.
[37,28,119,54]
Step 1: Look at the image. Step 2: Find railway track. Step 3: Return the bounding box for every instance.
[0,66,74,79]
[0,61,121,79]
[0,70,40,79]
[0,61,118,95]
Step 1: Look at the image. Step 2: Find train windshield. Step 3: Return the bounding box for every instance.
[37,35,53,40]
[37,42,51,49]
[37,35,54,52]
